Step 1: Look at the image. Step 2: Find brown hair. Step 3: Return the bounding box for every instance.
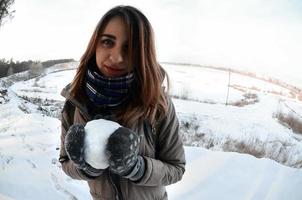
[70,5,168,127]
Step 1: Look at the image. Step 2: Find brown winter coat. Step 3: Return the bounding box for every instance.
[59,84,186,200]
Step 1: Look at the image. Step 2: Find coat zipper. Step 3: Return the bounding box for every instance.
[108,170,122,200]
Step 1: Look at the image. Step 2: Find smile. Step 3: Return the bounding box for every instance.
[104,65,124,72]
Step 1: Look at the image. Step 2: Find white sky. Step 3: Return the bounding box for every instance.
[0,0,301,86]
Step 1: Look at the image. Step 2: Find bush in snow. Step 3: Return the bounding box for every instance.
[18,95,64,118]
[273,111,302,135]
[179,112,302,168]
[169,86,190,101]
[178,114,215,148]
[0,88,9,104]
[229,92,259,107]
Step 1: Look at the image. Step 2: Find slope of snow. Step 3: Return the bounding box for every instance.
[0,101,301,200]
[10,70,76,102]
[164,63,298,104]
[1,62,302,199]
[1,98,301,200]
[0,91,90,200]
[168,147,302,200]
[175,95,302,168]
[10,62,302,167]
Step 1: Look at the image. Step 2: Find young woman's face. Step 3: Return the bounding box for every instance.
[95,17,131,77]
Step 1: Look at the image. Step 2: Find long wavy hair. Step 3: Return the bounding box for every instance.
[70,5,168,127]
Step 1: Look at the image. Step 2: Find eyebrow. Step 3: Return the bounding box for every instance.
[101,34,116,40]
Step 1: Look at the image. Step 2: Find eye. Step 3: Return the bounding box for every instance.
[101,39,114,47]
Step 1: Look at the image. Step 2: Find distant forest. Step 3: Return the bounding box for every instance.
[0,58,75,78]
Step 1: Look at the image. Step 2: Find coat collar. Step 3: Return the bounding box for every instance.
[61,83,92,121]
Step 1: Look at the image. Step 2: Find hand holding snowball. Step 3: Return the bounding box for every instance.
[65,119,145,181]
[106,126,144,180]
[64,123,104,177]
[83,119,121,169]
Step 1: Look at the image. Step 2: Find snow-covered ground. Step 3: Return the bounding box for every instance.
[168,147,302,200]
[1,62,302,199]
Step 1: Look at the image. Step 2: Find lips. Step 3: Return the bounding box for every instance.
[102,64,126,77]
[104,64,124,72]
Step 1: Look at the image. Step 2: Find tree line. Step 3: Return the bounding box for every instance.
[0,58,75,78]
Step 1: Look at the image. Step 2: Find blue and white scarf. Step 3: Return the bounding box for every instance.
[85,66,134,107]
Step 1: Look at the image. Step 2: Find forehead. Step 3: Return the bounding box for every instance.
[102,17,128,40]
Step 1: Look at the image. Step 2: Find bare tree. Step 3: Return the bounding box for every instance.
[0,0,15,27]
[29,62,44,78]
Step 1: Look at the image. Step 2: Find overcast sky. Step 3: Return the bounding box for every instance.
[0,0,301,86]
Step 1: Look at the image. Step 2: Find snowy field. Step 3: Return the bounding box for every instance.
[1,62,302,199]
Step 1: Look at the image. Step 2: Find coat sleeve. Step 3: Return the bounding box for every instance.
[59,101,97,181]
[134,96,186,186]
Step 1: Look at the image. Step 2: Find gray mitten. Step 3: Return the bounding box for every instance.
[65,124,104,177]
[106,127,145,181]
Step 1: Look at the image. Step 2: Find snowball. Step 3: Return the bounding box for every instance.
[83,119,121,169]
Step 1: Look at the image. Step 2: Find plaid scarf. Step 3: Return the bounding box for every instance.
[85,67,134,107]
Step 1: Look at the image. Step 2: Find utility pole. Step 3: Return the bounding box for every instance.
[225,69,231,105]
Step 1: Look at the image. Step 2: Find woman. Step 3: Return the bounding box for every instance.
[59,5,185,200]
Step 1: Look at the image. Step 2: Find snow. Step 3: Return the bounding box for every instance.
[164,63,298,104]
[1,62,302,199]
[10,70,76,102]
[168,147,302,200]
[84,119,121,169]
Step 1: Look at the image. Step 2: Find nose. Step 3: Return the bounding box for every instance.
[109,47,124,63]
